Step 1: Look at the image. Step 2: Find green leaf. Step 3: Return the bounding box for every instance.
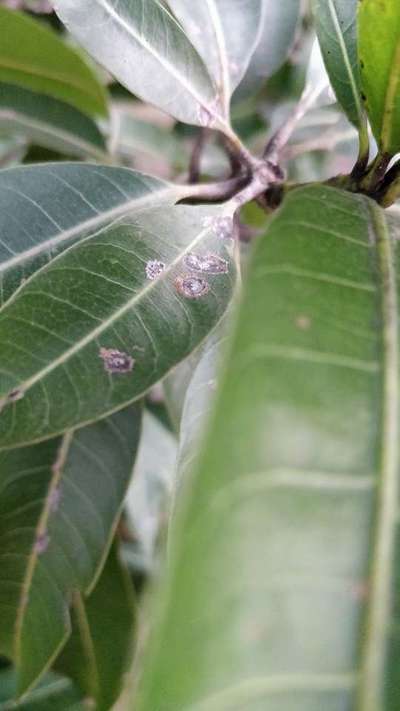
[136,185,400,710]
[0,6,107,118]
[54,0,230,133]
[234,0,300,101]
[111,107,186,172]
[0,83,107,161]
[0,163,183,306]
[358,0,400,155]
[0,405,141,694]
[125,410,177,571]
[0,669,84,710]
[0,203,238,447]
[55,544,136,711]
[174,322,229,495]
[313,0,367,142]
[167,0,263,115]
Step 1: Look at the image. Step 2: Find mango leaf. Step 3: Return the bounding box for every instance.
[136,185,400,711]
[0,203,238,447]
[53,0,231,133]
[358,0,400,155]
[167,0,263,114]
[313,0,368,159]
[0,669,84,710]
[125,410,177,571]
[0,163,184,305]
[234,0,300,101]
[174,322,229,499]
[55,544,136,711]
[0,404,141,694]
[0,83,107,161]
[0,6,107,118]
[110,107,186,174]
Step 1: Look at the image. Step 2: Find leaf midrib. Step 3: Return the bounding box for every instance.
[357,201,399,711]
[0,109,107,162]
[204,0,230,113]
[0,57,103,107]
[0,178,179,279]
[14,431,73,665]
[2,208,233,400]
[89,0,224,126]
[326,0,363,125]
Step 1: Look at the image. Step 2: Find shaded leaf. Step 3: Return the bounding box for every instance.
[54,0,231,132]
[0,405,141,693]
[0,669,84,710]
[0,163,183,305]
[0,6,107,117]
[235,0,300,101]
[56,544,136,711]
[174,322,229,499]
[168,0,263,114]
[111,106,186,173]
[358,0,400,155]
[0,203,237,448]
[125,410,177,571]
[313,0,365,131]
[136,185,400,710]
[0,83,107,161]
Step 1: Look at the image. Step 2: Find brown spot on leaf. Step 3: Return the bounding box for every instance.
[295,315,312,330]
[99,347,135,374]
[174,275,210,299]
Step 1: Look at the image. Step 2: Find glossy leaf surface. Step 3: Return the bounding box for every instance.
[0,203,237,447]
[168,0,262,114]
[0,163,182,305]
[0,405,141,693]
[56,545,136,711]
[0,83,107,161]
[235,0,300,100]
[53,0,230,131]
[313,0,365,130]
[136,186,400,711]
[358,0,400,154]
[0,6,107,117]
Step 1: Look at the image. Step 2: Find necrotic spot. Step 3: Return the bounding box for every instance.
[99,347,135,374]
[174,274,210,299]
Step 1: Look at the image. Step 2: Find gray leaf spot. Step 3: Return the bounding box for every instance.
[184,252,228,274]
[99,347,135,374]
[174,275,210,299]
[211,216,234,240]
[34,533,50,555]
[295,315,312,331]
[146,259,165,281]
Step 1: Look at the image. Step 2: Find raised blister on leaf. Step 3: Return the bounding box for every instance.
[145,260,166,281]
[174,275,210,299]
[99,348,135,374]
[184,252,228,274]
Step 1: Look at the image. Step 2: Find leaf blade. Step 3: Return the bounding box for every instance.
[0,163,182,305]
[0,6,107,117]
[0,204,237,447]
[53,0,229,130]
[168,0,263,113]
[55,544,136,711]
[234,0,300,101]
[0,405,141,693]
[0,83,107,160]
[313,0,364,131]
[135,186,400,710]
[358,0,400,155]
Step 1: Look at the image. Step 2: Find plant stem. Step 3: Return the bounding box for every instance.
[188,128,209,183]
